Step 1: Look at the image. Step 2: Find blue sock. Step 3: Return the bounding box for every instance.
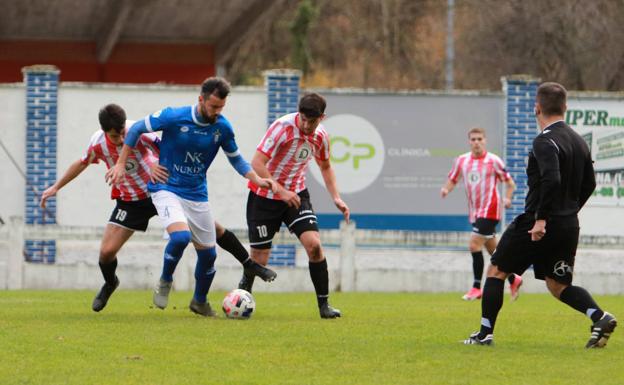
[193,247,217,303]
[161,230,191,282]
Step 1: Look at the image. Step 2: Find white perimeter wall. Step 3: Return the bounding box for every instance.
[0,84,26,223]
[0,83,266,229]
[3,82,624,235]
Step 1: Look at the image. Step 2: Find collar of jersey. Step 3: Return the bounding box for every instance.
[192,104,214,127]
[471,150,487,159]
[540,119,565,134]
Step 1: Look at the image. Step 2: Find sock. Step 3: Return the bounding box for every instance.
[479,277,505,338]
[99,259,118,285]
[560,286,604,322]
[217,229,250,266]
[193,247,217,303]
[471,251,484,289]
[507,274,515,285]
[161,230,191,282]
[309,259,329,307]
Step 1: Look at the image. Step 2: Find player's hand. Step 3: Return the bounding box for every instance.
[504,197,512,208]
[528,219,546,241]
[256,177,278,194]
[440,187,449,198]
[105,163,126,186]
[40,186,58,208]
[280,189,301,208]
[149,164,169,184]
[334,198,350,223]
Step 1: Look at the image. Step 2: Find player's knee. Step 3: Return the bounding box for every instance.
[469,239,482,252]
[545,277,566,299]
[167,230,192,254]
[305,242,323,261]
[98,248,117,263]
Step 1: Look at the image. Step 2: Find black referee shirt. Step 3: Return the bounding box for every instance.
[525,120,596,220]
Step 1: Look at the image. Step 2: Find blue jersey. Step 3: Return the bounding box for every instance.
[125,105,251,202]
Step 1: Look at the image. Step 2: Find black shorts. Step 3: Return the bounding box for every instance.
[471,218,499,238]
[491,213,579,285]
[246,189,319,249]
[108,198,158,232]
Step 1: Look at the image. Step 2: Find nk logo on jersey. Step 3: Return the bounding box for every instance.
[184,152,203,164]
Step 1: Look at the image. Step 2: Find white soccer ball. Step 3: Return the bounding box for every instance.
[222,289,255,319]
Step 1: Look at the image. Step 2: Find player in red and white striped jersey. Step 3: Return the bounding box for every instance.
[40,104,166,312]
[242,93,350,319]
[441,127,522,301]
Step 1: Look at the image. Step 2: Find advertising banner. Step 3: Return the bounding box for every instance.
[566,99,624,207]
[306,92,505,230]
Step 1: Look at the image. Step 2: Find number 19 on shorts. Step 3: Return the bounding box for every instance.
[115,208,127,222]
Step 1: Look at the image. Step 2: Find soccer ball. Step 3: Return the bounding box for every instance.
[222,289,255,319]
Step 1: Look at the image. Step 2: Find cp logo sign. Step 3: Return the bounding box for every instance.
[310,114,385,193]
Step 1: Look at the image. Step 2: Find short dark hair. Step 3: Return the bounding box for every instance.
[537,82,567,116]
[98,104,126,133]
[201,77,231,99]
[298,93,326,118]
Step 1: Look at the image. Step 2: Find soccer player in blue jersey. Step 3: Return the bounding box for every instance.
[107,77,276,316]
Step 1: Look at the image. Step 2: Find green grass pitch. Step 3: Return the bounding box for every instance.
[1,291,622,385]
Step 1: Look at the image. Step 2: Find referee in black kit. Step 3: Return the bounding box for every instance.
[463,82,617,348]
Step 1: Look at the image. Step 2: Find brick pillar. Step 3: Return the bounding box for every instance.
[502,75,540,225]
[264,69,301,127]
[22,65,60,263]
[263,70,301,266]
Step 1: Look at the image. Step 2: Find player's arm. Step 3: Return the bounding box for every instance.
[579,156,596,209]
[316,157,350,223]
[40,159,89,208]
[251,150,300,208]
[440,179,457,198]
[529,137,560,241]
[220,129,276,193]
[503,178,516,208]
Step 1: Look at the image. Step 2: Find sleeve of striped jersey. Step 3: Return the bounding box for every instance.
[257,120,285,158]
[80,145,99,165]
[80,132,101,164]
[315,129,330,161]
[139,133,161,157]
[125,108,171,147]
[221,124,252,176]
[492,155,511,181]
[447,157,462,182]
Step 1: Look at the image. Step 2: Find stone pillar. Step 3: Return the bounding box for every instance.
[501,75,540,225]
[264,69,301,127]
[22,65,60,263]
[339,220,356,292]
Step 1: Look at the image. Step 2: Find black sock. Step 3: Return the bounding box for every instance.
[479,277,505,338]
[216,229,250,265]
[99,259,118,285]
[471,251,484,289]
[507,274,515,284]
[560,286,604,322]
[309,259,329,307]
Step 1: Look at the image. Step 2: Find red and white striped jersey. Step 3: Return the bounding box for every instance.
[249,113,330,200]
[447,151,512,222]
[81,120,160,201]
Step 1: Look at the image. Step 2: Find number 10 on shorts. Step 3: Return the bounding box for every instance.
[257,225,268,238]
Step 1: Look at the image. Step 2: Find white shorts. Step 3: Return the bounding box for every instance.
[151,190,216,247]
